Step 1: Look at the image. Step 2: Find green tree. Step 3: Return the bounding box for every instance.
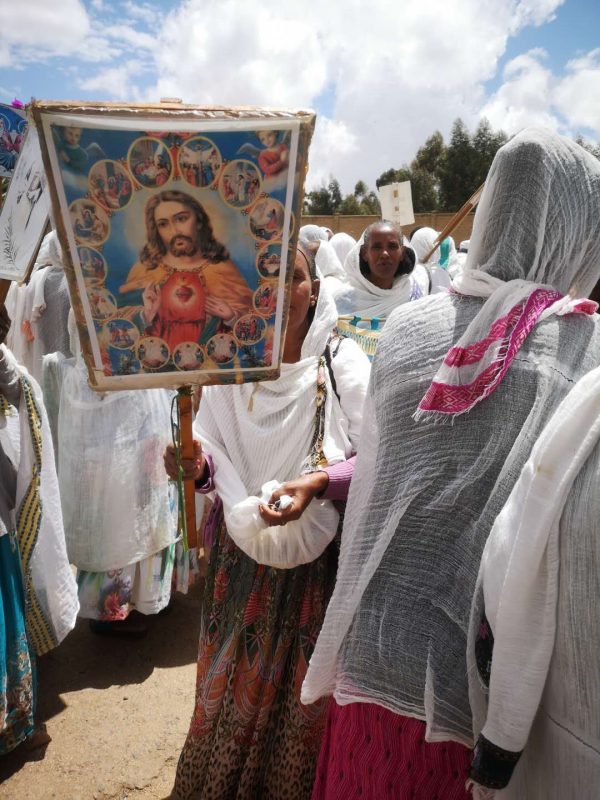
[471,118,507,188]
[412,131,445,178]
[376,166,438,213]
[437,118,478,211]
[303,178,343,214]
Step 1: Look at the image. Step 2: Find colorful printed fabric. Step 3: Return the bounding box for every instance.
[417,288,596,418]
[0,533,35,754]
[173,507,338,800]
[77,541,199,620]
[312,701,471,800]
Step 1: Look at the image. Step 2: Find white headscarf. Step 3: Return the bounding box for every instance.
[315,239,346,281]
[299,224,329,244]
[332,234,422,318]
[330,232,356,267]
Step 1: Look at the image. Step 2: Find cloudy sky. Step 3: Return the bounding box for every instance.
[0,0,598,191]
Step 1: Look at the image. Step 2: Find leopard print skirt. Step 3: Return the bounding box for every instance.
[173,502,337,800]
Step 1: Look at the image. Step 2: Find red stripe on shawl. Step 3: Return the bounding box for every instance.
[443,289,560,368]
[419,289,564,415]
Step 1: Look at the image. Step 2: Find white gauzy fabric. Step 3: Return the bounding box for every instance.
[299,224,329,244]
[301,128,600,746]
[194,275,370,567]
[315,240,346,281]
[332,240,421,318]
[0,345,79,648]
[466,364,600,792]
[410,227,453,293]
[56,322,177,571]
[330,233,356,268]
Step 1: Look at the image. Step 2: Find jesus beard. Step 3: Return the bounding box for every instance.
[168,235,198,257]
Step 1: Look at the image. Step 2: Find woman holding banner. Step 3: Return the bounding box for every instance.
[165,243,370,799]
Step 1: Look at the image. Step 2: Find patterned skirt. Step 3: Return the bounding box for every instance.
[0,533,35,755]
[173,503,338,800]
[312,701,472,800]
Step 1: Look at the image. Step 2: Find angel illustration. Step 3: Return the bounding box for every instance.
[237,130,289,177]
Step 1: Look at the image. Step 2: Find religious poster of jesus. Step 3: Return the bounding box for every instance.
[32,101,314,390]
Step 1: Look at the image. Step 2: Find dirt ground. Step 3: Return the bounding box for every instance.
[0,581,203,800]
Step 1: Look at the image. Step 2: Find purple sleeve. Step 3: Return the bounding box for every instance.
[321,456,356,501]
[195,452,215,494]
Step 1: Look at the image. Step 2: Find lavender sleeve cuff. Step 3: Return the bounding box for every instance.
[195,453,215,494]
[321,456,356,501]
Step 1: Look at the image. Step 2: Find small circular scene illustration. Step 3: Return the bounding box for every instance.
[173,341,205,371]
[70,199,110,247]
[253,283,278,317]
[234,314,267,345]
[104,319,140,350]
[206,333,237,364]
[178,137,222,188]
[128,137,173,188]
[137,336,170,369]
[87,287,117,320]
[218,159,262,209]
[88,159,133,211]
[248,198,288,242]
[78,246,107,283]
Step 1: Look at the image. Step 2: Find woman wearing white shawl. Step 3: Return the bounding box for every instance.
[410,226,458,290]
[168,245,370,800]
[302,129,600,800]
[332,221,426,319]
[329,232,356,267]
[466,363,600,799]
[0,308,78,753]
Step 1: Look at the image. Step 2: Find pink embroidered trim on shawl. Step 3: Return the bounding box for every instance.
[417,288,593,417]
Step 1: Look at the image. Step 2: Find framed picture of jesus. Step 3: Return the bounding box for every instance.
[31,101,315,391]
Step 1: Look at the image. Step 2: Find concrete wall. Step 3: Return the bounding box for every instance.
[301,211,475,245]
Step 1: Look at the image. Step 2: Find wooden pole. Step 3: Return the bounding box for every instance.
[423,183,485,263]
[177,385,198,549]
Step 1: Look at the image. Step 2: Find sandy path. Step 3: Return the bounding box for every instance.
[0,582,203,800]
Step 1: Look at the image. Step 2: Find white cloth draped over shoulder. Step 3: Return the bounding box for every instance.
[0,345,78,652]
[315,240,347,282]
[331,239,424,318]
[465,364,600,798]
[410,227,454,292]
[329,233,356,268]
[194,273,370,568]
[301,129,600,751]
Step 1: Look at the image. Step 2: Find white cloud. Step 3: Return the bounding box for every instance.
[480,49,561,132]
[103,24,156,50]
[553,49,600,132]
[77,59,146,101]
[137,0,566,190]
[0,0,91,58]
[480,47,600,141]
[5,0,592,193]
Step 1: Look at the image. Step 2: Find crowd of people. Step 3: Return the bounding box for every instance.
[1,127,600,799]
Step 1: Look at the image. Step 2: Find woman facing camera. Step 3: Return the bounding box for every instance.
[166,243,370,800]
[331,220,427,320]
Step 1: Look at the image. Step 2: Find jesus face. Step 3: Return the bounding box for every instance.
[154,200,199,257]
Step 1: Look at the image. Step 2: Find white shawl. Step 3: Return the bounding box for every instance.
[195,275,370,567]
[469,364,600,754]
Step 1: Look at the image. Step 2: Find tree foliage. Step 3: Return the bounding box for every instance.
[304,123,599,217]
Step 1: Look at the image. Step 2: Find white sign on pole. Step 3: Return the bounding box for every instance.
[378,181,414,226]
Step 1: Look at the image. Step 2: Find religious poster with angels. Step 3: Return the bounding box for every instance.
[33,101,314,390]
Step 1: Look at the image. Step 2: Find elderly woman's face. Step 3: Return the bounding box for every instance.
[363,226,403,286]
